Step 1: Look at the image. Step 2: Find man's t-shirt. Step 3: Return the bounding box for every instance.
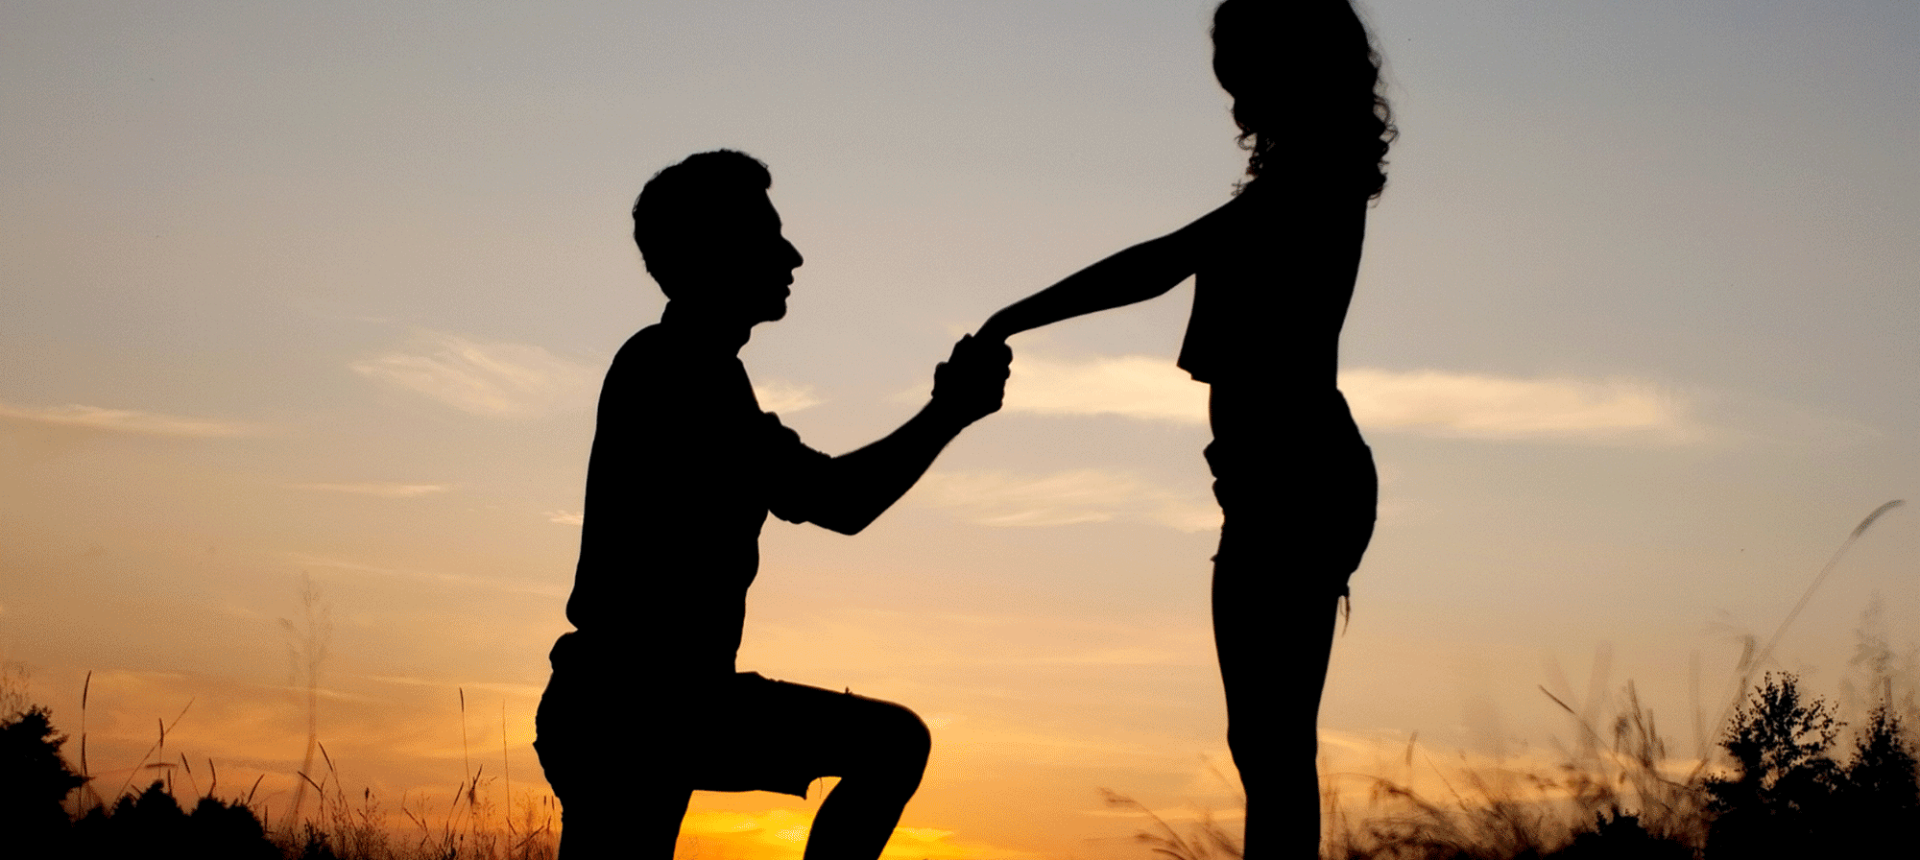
[565,305,831,678]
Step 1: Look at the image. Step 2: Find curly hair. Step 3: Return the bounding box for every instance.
[1211,0,1397,198]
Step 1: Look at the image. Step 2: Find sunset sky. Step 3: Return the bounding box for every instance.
[3,2,1917,858]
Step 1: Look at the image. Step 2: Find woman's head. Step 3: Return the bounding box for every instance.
[1211,0,1395,197]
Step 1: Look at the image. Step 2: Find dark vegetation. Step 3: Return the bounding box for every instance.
[5,671,1918,858]
[1112,502,1918,859]
[1703,675,1919,860]
[6,504,1910,857]
[0,694,554,860]
[1108,673,1919,860]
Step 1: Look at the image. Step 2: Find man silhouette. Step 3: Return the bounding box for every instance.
[535,150,1009,860]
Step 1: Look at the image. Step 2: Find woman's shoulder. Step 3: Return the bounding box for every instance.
[1219,180,1365,244]
[1241,173,1369,202]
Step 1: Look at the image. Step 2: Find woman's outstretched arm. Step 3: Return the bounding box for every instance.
[977,192,1250,343]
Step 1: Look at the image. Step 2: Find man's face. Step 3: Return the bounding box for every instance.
[704,191,804,325]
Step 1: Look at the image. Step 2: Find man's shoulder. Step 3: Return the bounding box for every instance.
[600,322,748,416]
[602,323,686,386]
[612,323,671,364]
[591,325,669,414]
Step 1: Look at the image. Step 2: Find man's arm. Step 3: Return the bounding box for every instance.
[800,336,1010,536]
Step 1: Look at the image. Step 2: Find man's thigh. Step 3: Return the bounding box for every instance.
[694,673,926,797]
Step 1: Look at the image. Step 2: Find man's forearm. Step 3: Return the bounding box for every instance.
[807,401,974,535]
[807,336,1007,535]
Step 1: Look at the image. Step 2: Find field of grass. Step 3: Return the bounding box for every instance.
[9,660,1914,860]
[1098,668,1917,860]
[4,502,1913,859]
[1,667,557,860]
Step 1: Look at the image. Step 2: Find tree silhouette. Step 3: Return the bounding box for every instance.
[1828,704,1920,856]
[1,705,90,850]
[1699,672,1920,858]
[1703,673,1843,859]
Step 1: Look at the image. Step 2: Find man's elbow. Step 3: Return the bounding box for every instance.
[810,496,886,535]
[798,482,887,535]
[812,513,873,536]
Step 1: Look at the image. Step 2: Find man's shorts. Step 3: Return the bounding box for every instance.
[536,638,905,800]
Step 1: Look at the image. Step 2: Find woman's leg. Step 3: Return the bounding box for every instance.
[1213,555,1343,859]
[1206,392,1377,858]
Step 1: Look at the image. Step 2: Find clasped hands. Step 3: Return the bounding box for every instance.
[931,334,1013,425]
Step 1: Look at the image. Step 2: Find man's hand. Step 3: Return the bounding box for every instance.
[931,334,1012,425]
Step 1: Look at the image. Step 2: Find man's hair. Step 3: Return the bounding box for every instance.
[632,150,773,291]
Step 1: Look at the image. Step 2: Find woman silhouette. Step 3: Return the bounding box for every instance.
[977,1,1394,855]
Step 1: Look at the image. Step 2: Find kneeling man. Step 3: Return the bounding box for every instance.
[536,150,1010,860]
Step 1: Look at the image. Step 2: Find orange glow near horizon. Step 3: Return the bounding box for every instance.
[6,2,1919,859]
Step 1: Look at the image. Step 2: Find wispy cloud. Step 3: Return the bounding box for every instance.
[545,510,584,526]
[0,400,258,438]
[283,553,565,597]
[287,482,451,498]
[351,331,601,418]
[360,675,544,699]
[1000,353,1698,444]
[1004,354,1207,423]
[754,380,822,414]
[915,469,1219,532]
[1342,368,1698,444]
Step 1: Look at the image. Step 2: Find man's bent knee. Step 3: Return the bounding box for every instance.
[881,700,932,768]
[851,698,930,789]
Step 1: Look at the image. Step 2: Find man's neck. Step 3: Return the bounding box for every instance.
[661,301,755,354]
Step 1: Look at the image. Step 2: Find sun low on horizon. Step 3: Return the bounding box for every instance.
[2,2,1916,859]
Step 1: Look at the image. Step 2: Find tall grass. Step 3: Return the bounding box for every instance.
[15,501,1911,859]
[32,678,557,860]
[1317,683,1704,860]
[1105,500,1912,860]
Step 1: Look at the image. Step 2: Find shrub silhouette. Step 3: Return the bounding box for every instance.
[67,780,281,860]
[74,781,192,854]
[187,795,284,860]
[0,699,275,860]
[1547,812,1690,860]
[3,692,552,859]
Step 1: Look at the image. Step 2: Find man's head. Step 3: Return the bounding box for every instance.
[632,149,803,323]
